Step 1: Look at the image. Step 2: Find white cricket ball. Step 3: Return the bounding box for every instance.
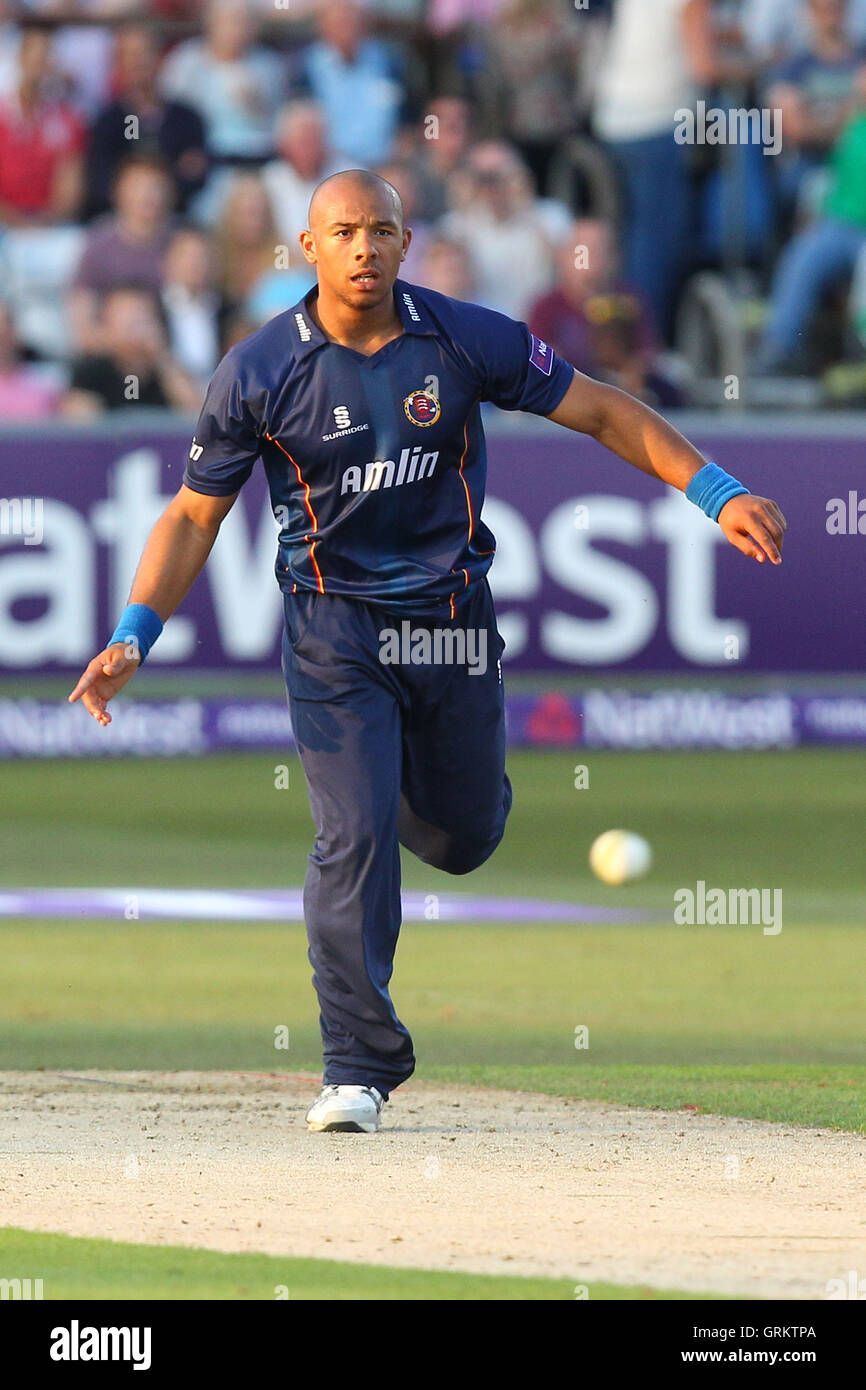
[588,829,652,886]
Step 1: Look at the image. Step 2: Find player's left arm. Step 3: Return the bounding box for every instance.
[547,369,787,565]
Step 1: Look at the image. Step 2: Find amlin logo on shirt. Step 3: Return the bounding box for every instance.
[341,447,438,494]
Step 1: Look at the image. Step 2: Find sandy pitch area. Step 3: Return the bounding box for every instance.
[1,1071,863,1299]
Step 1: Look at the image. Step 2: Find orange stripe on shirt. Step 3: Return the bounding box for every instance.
[266,432,325,594]
[457,419,474,544]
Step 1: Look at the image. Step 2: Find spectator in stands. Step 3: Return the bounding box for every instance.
[69,155,176,354]
[591,0,720,342]
[427,0,506,32]
[529,219,683,406]
[412,233,479,301]
[220,310,257,351]
[375,158,431,277]
[86,23,208,220]
[245,265,317,326]
[62,285,201,416]
[766,0,866,218]
[847,235,866,347]
[438,139,569,319]
[410,94,473,221]
[293,0,411,166]
[425,0,506,97]
[161,226,225,389]
[756,85,866,372]
[0,23,86,226]
[0,0,21,100]
[213,172,282,315]
[159,0,284,164]
[740,0,866,61]
[485,0,581,195]
[0,301,62,419]
[40,3,121,121]
[261,100,341,250]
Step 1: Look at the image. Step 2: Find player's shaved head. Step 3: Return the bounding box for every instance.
[300,167,411,320]
[308,169,403,233]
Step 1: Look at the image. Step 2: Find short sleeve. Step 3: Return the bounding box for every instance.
[183,348,263,496]
[470,305,574,415]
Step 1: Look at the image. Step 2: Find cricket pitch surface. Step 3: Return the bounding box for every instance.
[1,1071,862,1299]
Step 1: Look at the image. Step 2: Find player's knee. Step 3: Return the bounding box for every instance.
[402,780,511,873]
[427,827,503,876]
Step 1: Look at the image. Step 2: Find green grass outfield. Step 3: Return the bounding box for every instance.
[2,747,864,918]
[0,749,863,1131]
[0,1228,740,1301]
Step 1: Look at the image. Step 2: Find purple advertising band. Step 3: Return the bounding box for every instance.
[0,692,864,757]
[0,419,863,674]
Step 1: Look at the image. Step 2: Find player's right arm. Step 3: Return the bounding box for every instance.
[69,335,267,726]
[67,485,238,726]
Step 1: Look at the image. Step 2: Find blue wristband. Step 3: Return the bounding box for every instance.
[685,462,750,522]
[108,603,163,664]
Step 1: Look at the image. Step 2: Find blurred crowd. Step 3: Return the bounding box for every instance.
[4,0,866,419]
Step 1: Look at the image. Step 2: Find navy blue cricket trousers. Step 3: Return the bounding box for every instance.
[281,579,512,1099]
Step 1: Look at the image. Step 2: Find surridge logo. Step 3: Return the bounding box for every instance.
[341,447,438,495]
[322,403,372,442]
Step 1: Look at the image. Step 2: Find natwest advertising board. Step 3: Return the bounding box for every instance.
[0,418,862,673]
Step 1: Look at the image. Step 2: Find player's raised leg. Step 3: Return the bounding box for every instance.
[398,579,513,877]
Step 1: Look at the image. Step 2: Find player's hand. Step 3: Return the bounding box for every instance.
[718,495,787,565]
[67,643,141,727]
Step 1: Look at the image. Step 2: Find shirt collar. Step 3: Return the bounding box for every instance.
[393,279,439,336]
[289,279,438,359]
[288,287,329,359]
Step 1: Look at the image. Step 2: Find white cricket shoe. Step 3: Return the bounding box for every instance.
[306,1084,385,1133]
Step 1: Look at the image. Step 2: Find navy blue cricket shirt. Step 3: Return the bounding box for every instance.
[184,279,575,616]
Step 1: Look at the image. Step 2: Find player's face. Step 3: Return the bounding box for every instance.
[302,188,410,311]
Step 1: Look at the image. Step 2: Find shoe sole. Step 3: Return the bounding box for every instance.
[306,1119,379,1133]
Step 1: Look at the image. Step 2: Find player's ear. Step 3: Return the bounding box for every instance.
[400,226,412,260]
[299,230,317,265]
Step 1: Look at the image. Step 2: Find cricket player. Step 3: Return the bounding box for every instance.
[69,170,786,1134]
